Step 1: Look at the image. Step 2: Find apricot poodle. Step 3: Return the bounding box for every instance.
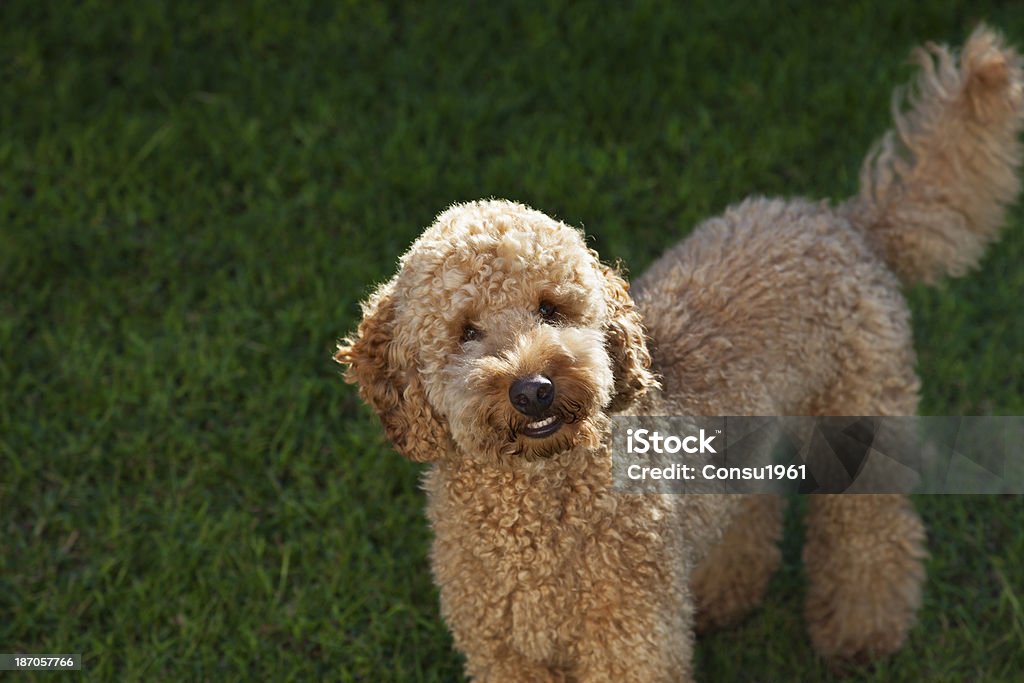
[337,26,1024,682]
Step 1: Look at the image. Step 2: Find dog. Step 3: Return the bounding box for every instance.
[336,26,1023,681]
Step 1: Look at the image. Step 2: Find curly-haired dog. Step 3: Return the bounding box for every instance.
[337,27,1024,681]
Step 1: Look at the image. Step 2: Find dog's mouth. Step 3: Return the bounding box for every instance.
[519,415,564,439]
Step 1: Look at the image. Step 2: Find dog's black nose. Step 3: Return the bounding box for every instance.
[509,375,555,417]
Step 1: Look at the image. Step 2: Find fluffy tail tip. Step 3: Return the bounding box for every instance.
[845,23,1024,285]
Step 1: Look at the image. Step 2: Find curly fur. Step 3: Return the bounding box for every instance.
[337,26,1024,681]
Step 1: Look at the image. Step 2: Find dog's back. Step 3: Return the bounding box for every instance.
[635,195,907,416]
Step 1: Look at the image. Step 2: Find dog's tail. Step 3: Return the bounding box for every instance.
[842,25,1024,285]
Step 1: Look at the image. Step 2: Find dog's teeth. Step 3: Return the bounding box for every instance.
[527,416,557,429]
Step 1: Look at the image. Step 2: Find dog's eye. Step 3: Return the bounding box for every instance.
[460,324,481,343]
[539,301,558,321]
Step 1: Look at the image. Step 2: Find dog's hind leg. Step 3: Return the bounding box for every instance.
[691,495,785,633]
[803,493,926,662]
[801,320,927,662]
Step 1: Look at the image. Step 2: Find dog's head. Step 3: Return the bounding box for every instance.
[336,200,657,463]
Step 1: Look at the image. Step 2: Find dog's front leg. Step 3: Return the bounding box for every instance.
[570,543,696,683]
[443,590,570,682]
[462,647,571,683]
[573,594,696,682]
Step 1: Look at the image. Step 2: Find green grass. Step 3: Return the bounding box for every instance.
[2,1,1023,680]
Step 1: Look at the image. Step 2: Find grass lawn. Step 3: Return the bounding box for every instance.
[2,1,1023,680]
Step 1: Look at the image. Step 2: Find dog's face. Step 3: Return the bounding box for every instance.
[336,200,656,463]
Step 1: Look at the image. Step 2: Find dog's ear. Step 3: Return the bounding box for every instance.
[335,284,450,462]
[599,263,658,410]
